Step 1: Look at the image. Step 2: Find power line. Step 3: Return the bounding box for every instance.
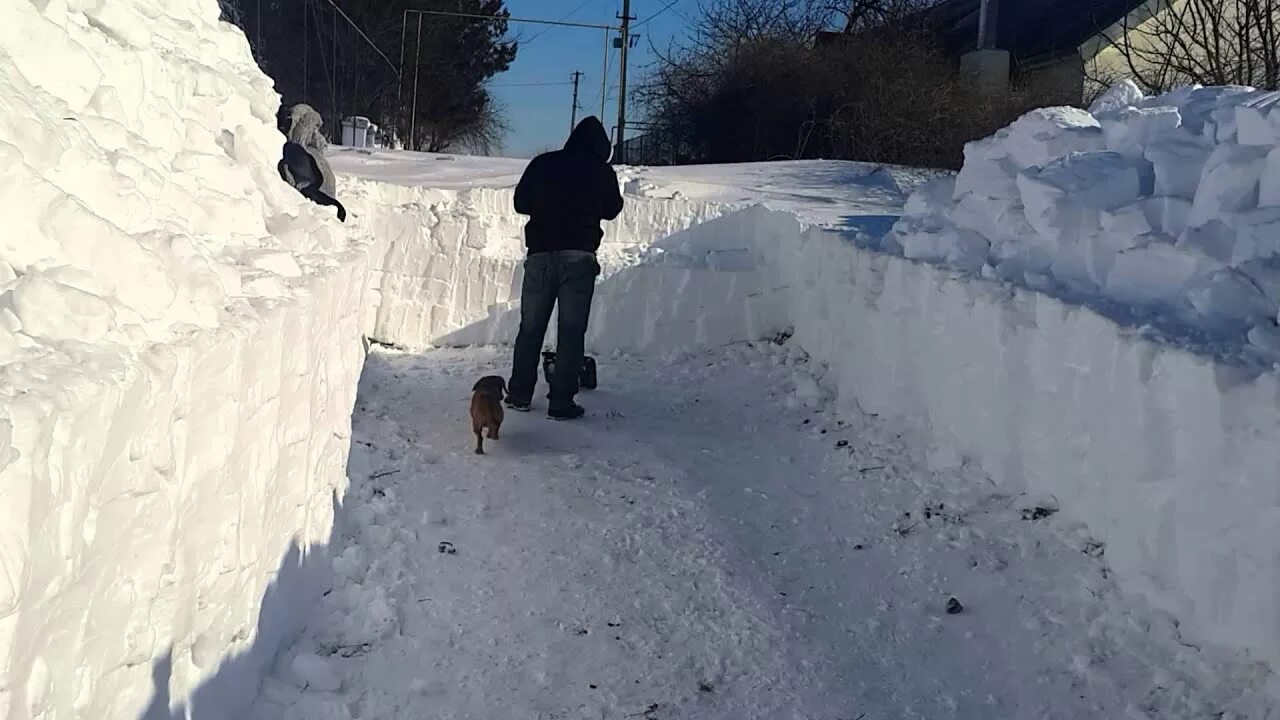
[314,0,399,75]
[522,0,597,46]
[490,81,577,88]
[634,0,682,27]
[596,28,614,117]
[404,8,617,32]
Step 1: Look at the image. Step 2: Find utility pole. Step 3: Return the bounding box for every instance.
[569,71,583,131]
[615,0,632,164]
[600,29,609,120]
[303,0,308,104]
[332,3,339,144]
[410,13,423,151]
[398,8,619,151]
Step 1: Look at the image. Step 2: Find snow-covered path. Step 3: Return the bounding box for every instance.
[251,342,1275,720]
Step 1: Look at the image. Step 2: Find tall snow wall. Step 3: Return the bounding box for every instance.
[0,2,366,718]
[338,176,730,348]
[780,227,1280,670]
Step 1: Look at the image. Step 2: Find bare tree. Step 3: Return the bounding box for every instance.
[823,0,946,32]
[637,0,1050,168]
[1089,0,1280,92]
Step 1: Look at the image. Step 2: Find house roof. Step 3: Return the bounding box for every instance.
[817,0,1149,66]
[924,0,1149,63]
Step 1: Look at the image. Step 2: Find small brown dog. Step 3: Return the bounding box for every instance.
[470,376,506,454]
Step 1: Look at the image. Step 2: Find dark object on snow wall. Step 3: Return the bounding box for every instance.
[542,351,597,390]
[946,597,964,615]
[279,142,347,221]
[513,116,624,254]
[278,103,346,221]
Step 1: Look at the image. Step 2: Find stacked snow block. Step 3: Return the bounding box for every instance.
[0,1,368,718]
[888,81,1280,360]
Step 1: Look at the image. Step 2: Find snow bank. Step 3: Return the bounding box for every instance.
[339,176,729,348]
[779,227,1280,669]
[1,2,365,718]
[887,83,1280,362]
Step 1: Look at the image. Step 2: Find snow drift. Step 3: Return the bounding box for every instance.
[887,82,1280,363]
[0,2,365,718]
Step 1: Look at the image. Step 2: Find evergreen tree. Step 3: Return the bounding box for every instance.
[219,0,516,153]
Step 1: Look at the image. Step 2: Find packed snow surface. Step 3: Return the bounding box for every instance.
[888,81,1280,363]
[252,344,1278,719]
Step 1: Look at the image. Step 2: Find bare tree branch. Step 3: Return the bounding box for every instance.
[1087,0,1280,94]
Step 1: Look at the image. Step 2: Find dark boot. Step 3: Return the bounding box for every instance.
[547,403,586,421]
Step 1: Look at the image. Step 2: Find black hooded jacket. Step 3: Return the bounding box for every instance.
[513,116,624,254]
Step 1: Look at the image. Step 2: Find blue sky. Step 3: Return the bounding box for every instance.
[492,0,699,158]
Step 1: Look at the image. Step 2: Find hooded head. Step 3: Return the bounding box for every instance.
[563,116,612,163]
[287,103,328,150]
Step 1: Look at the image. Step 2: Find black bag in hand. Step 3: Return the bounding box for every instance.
[542,351,597,390]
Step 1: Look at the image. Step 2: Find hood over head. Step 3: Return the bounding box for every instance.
[563,116,612,162]
[287,103,328,149]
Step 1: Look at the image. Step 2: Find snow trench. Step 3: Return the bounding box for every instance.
[348,177,1280,674]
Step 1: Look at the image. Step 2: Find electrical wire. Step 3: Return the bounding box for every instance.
[593,33,615,114]
[315,0,399,75]
[490,81,577,88]
[521,0,597,46]
[634,0,682,27]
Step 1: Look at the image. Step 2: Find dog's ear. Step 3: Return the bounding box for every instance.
[499,377,507,394]
[472,378,485,392]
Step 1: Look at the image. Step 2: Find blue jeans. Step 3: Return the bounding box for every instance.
[508,250,600,409]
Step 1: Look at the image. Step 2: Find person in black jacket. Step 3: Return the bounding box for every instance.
[506,116,624,420]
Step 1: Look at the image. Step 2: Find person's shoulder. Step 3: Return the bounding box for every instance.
[522,151,556,173]
[530,148,565,163]
[598,161,621,180]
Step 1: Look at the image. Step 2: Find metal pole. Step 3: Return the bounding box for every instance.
[332,3,339,143]
[410,13,423,151]
[303,0,308,104]
[600,28,609,119]
[978,0,1000,49]
[615,0,632,163]
[398,11,408,113]
[570,71,582,131]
